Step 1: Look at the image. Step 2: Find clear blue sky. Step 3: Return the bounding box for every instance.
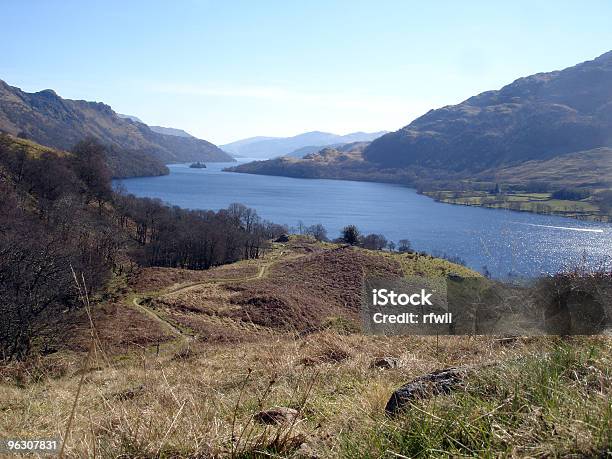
[2,1,612,144]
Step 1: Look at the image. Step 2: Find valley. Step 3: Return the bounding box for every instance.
[1,14,612,456]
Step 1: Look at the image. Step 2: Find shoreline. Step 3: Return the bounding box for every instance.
[226,168,611,223]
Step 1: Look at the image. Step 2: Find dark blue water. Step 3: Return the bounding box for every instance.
[115,161,612,278]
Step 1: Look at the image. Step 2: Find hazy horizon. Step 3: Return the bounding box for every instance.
[2,0,612,144]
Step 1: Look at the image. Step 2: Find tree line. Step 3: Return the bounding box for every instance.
[290,221,412,253]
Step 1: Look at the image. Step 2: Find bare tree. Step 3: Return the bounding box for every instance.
[398,239,412,253]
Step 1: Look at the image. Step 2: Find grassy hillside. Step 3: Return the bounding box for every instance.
[1,237,609,457]
[0,133,69,158]
[226,143,418,184]
[478,147,612,188]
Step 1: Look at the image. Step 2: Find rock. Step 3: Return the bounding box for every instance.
[275,234,290,243]
[370,357,400,369]
[385,367,466,415]
[254,406,299,425]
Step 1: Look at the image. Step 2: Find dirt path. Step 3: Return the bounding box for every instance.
[132,295,191,341]
[164,264,268,296]
[129,261,272,344]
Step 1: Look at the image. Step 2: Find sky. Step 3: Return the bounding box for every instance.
[1,1,612,145]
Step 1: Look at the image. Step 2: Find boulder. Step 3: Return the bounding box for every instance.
[385,367,466,414]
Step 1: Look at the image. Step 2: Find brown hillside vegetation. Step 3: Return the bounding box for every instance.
[134,238,475,344]
[0,238,610,457]
[130,241,407,344]
[479,147,612,187]
[226,246,404,331]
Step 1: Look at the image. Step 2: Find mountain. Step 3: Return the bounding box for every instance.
[0,80,234,177]
[149,126,194,138]
[229,51,612,220]
[220,136,278,156]
[235,51,612,181]
[118,115,195,139]
[221,131,388,159]
[364,51,612,172]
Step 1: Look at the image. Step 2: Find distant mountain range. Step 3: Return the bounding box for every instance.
[233,51,612,182]
[221,130,388,158]
[0,81,233,177]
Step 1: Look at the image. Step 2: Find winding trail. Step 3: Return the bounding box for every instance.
[164,264,268,296]
[130,262,272,343]
[132,295,189,341]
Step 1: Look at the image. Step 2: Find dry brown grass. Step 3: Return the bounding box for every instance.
[1,239,609,457]
[211,246,403,332]
[1,332,570,458]
[38,301,176,355]
[136,243,407,345]
[129,262,262,294]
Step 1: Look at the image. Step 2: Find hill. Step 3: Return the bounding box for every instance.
[0,80,233,177]
[364,50,612,172]
[221,130,388,159]
[149,125,194,138]
[224,142,414,183]
[2,236,609,457]
[130,238,477,341]
[286,142,345,158]
[478,147,612,187]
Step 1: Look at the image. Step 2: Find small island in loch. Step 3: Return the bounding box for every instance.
[189,161,207,169]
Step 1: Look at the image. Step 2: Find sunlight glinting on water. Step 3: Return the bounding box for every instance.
[115,162,612,279]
